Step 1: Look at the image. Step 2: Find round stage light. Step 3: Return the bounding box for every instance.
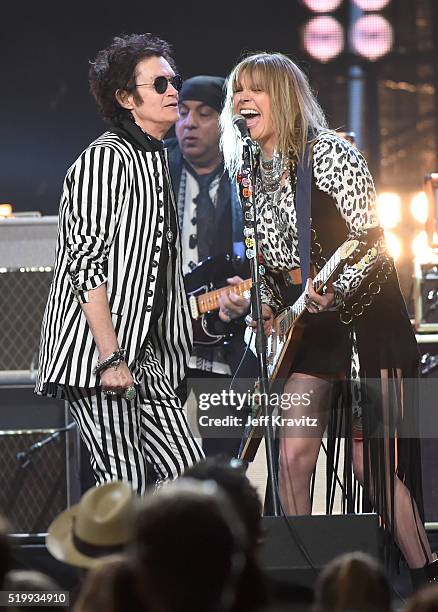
[350,14,393,60]
[353,0,391,11]
[410,191,429,225]
[302,0,343,12]
[384,231,401,260]
[376,192,401,229]
[352,0,390,10]
[302,16,344,63]
[0,204,12,217]
[412,230,432,262]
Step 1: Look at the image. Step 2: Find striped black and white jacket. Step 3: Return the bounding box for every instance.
[36,120,192,395]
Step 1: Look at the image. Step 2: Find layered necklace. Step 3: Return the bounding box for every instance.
[258,150,290,233]
[259,149,289,193]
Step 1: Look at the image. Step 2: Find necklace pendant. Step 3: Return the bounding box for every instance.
[166,229,174,243]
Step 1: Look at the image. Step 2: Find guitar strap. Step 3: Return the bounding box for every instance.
[295,141,313,293]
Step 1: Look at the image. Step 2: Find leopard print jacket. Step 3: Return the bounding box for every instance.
[257,131,387,311]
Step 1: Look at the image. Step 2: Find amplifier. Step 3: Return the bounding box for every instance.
[0,217,57,372]
[0,387,81,534]
[414,261,438,333]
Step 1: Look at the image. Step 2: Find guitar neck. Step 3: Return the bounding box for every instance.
[197,279,252,315]
[276,249,342,335]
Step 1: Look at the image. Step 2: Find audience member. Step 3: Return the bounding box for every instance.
[4,570,67,612]
[132,478,268,612]
[314,551,392,612]
[183,456,262,550]
[405,584,438,612]
[46,481,136,568]
[73,555,146,612]
[0,515,12,589]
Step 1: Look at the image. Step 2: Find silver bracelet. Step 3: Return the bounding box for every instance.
[93,349,126,376]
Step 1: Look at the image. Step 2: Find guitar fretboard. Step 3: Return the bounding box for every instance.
[197,279,252,315]
[277,249,342,337]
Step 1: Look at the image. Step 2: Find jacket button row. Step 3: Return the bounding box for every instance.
[148,274,155,282]
[146,305,152,312]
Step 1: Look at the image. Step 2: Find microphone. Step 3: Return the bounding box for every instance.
[232,114,253,146]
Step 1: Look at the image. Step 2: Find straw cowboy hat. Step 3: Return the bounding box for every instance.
[46,481,135,568]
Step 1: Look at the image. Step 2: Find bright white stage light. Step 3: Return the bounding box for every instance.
[302,16,344,62]
[376,192,401,229]
[410,191,429,225]
[412,230,432,262]
[352,0,390,10]
[384,231,401,260]
[302,0,343,12]
[0,204,12,217]
[350,14,393,60]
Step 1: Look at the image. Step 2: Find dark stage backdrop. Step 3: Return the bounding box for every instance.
[1,0,345,215]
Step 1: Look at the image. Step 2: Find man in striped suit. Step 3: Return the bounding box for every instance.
[36,33,204,494]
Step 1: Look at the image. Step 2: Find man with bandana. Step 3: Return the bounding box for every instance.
[166,76,254,457]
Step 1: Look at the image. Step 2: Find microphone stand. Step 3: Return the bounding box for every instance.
[239,139,280,517]
[16,422,77,469]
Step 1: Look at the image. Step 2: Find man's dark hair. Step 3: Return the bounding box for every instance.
[89,33,176,125]
[183,456,263,551]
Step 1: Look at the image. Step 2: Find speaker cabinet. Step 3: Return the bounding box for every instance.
[0,387,80,534]
[0,216,57,373]
[259,514,380,587]
[414,261,438,333]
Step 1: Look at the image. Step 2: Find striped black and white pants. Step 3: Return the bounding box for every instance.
[64,342,204,496]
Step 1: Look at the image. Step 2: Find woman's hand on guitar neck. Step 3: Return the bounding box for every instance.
[304,278,335,313]
[218,276,250,322]
[247,304,274,337]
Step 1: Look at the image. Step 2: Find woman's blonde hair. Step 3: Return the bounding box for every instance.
[220,52,329,178]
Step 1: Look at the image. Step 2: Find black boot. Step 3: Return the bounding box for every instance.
[410,567,427,592]
[424,559,438,584]
[410,559,438,592]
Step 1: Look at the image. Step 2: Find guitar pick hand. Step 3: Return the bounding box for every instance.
[304,278,335,313]
[218,276,250,322]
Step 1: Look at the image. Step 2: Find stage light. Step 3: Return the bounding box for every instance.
[384,231,401,260]
[302,16,344,63]
[301,0,343,12]
[410,191,429,225]
[412,230,432,262]
[352,0,390,10]
[350,14,393,60]
[0,204,12,217]
[376,192,401,229]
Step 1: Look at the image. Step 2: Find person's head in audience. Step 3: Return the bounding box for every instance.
[4,570,67,612]
[405,584,438,612]
[315,551,391,612]
[73,555,146,612]
[183,456,263,551]
[46,481,136,569]
[132,478,266,612]
[0,515,12,589]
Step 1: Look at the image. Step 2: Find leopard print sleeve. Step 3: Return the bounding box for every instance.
[313,132,385,304]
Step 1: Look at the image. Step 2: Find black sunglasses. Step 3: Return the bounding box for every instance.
[134,74,183,95]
